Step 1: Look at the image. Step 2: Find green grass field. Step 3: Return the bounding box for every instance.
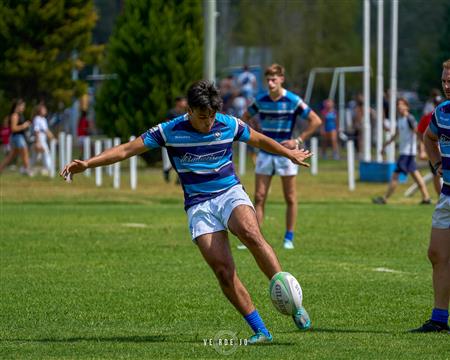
[1,159,449,359]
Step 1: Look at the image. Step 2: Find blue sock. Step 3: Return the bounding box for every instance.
[284,231,294,242]
[431,308,449,324]
[244,310,270,336]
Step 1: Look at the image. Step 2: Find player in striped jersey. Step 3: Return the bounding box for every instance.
[61,80,313,343]
[242,64,322,249]
[411,59,450,333]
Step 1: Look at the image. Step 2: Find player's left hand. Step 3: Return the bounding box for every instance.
[281,139,297,150]
[60,159,88,182]
[290,148,312,167]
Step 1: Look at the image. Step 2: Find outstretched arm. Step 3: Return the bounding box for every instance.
[246,128,312,167]
[61,136,148,180]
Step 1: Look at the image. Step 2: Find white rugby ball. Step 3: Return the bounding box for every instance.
[269,272,303,316]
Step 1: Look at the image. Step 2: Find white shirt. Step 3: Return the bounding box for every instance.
[237,71,256,94]
[231,96,247,118]
[33,115,49,133]
[397,115,417,156]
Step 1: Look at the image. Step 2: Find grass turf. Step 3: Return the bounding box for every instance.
[0,160,449,359]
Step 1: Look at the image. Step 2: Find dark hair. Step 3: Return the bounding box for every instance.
[175,96,186,103]
[9,98,25,116]
[187,80,222,112]
[397,97,409,108]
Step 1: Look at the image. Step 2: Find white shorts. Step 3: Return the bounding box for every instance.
[255,151,298,176]
[187,185,254,241]
[431,193,450,229]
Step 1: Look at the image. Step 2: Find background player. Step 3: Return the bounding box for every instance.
[417,95,443,196]
[373,98,431,205]
[162,96,187,183]
[242,64,322,249]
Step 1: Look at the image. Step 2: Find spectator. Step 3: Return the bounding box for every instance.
[0,99,32,175]
[417,95,443,196]
[351,94,376,158]
[232,92,258,164]
[231,92,247,118]
[77,110,90,155]
[373,98,431,205]
[237,65,257,103]
[1,115,11,155]
[320,99,339,160]
[219,74,236,113]
[423,88,442,115]
[163,96,187,183]
[350,95,364,156]
[32,104,54,175]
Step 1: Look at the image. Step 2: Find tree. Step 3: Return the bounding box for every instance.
[226,0,450,105]
[95,0,203,162]
[415,0,450,96]
[0,0,102,112]
[231,0,362,103]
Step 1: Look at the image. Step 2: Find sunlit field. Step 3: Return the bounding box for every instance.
[1,156,448,359]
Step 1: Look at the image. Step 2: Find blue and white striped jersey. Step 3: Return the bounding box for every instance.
[247,89,310,153]
[429,99,450,195]
[141,113,251,209]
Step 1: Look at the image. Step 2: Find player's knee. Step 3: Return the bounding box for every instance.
[285,195,296,207]
[238,221,259,239]
[427,246,448,265]
[239,226,264,248]
[254,192,266,206]
[214,266,235,288]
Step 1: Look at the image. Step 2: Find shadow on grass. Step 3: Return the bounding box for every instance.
[292,327,394,334]
[255,341,296,346]
[2,335,173,344]
[2,335,299,346]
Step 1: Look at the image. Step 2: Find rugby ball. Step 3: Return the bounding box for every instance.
[269,272,303,315]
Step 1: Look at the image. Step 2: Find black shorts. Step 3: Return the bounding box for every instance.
[394,155,417,174]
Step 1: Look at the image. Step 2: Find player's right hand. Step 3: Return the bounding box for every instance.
[60,159,88,181]
[290,148,312,167]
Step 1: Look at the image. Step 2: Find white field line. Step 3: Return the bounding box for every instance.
[373,267,405,274]
[122,223,148,228]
